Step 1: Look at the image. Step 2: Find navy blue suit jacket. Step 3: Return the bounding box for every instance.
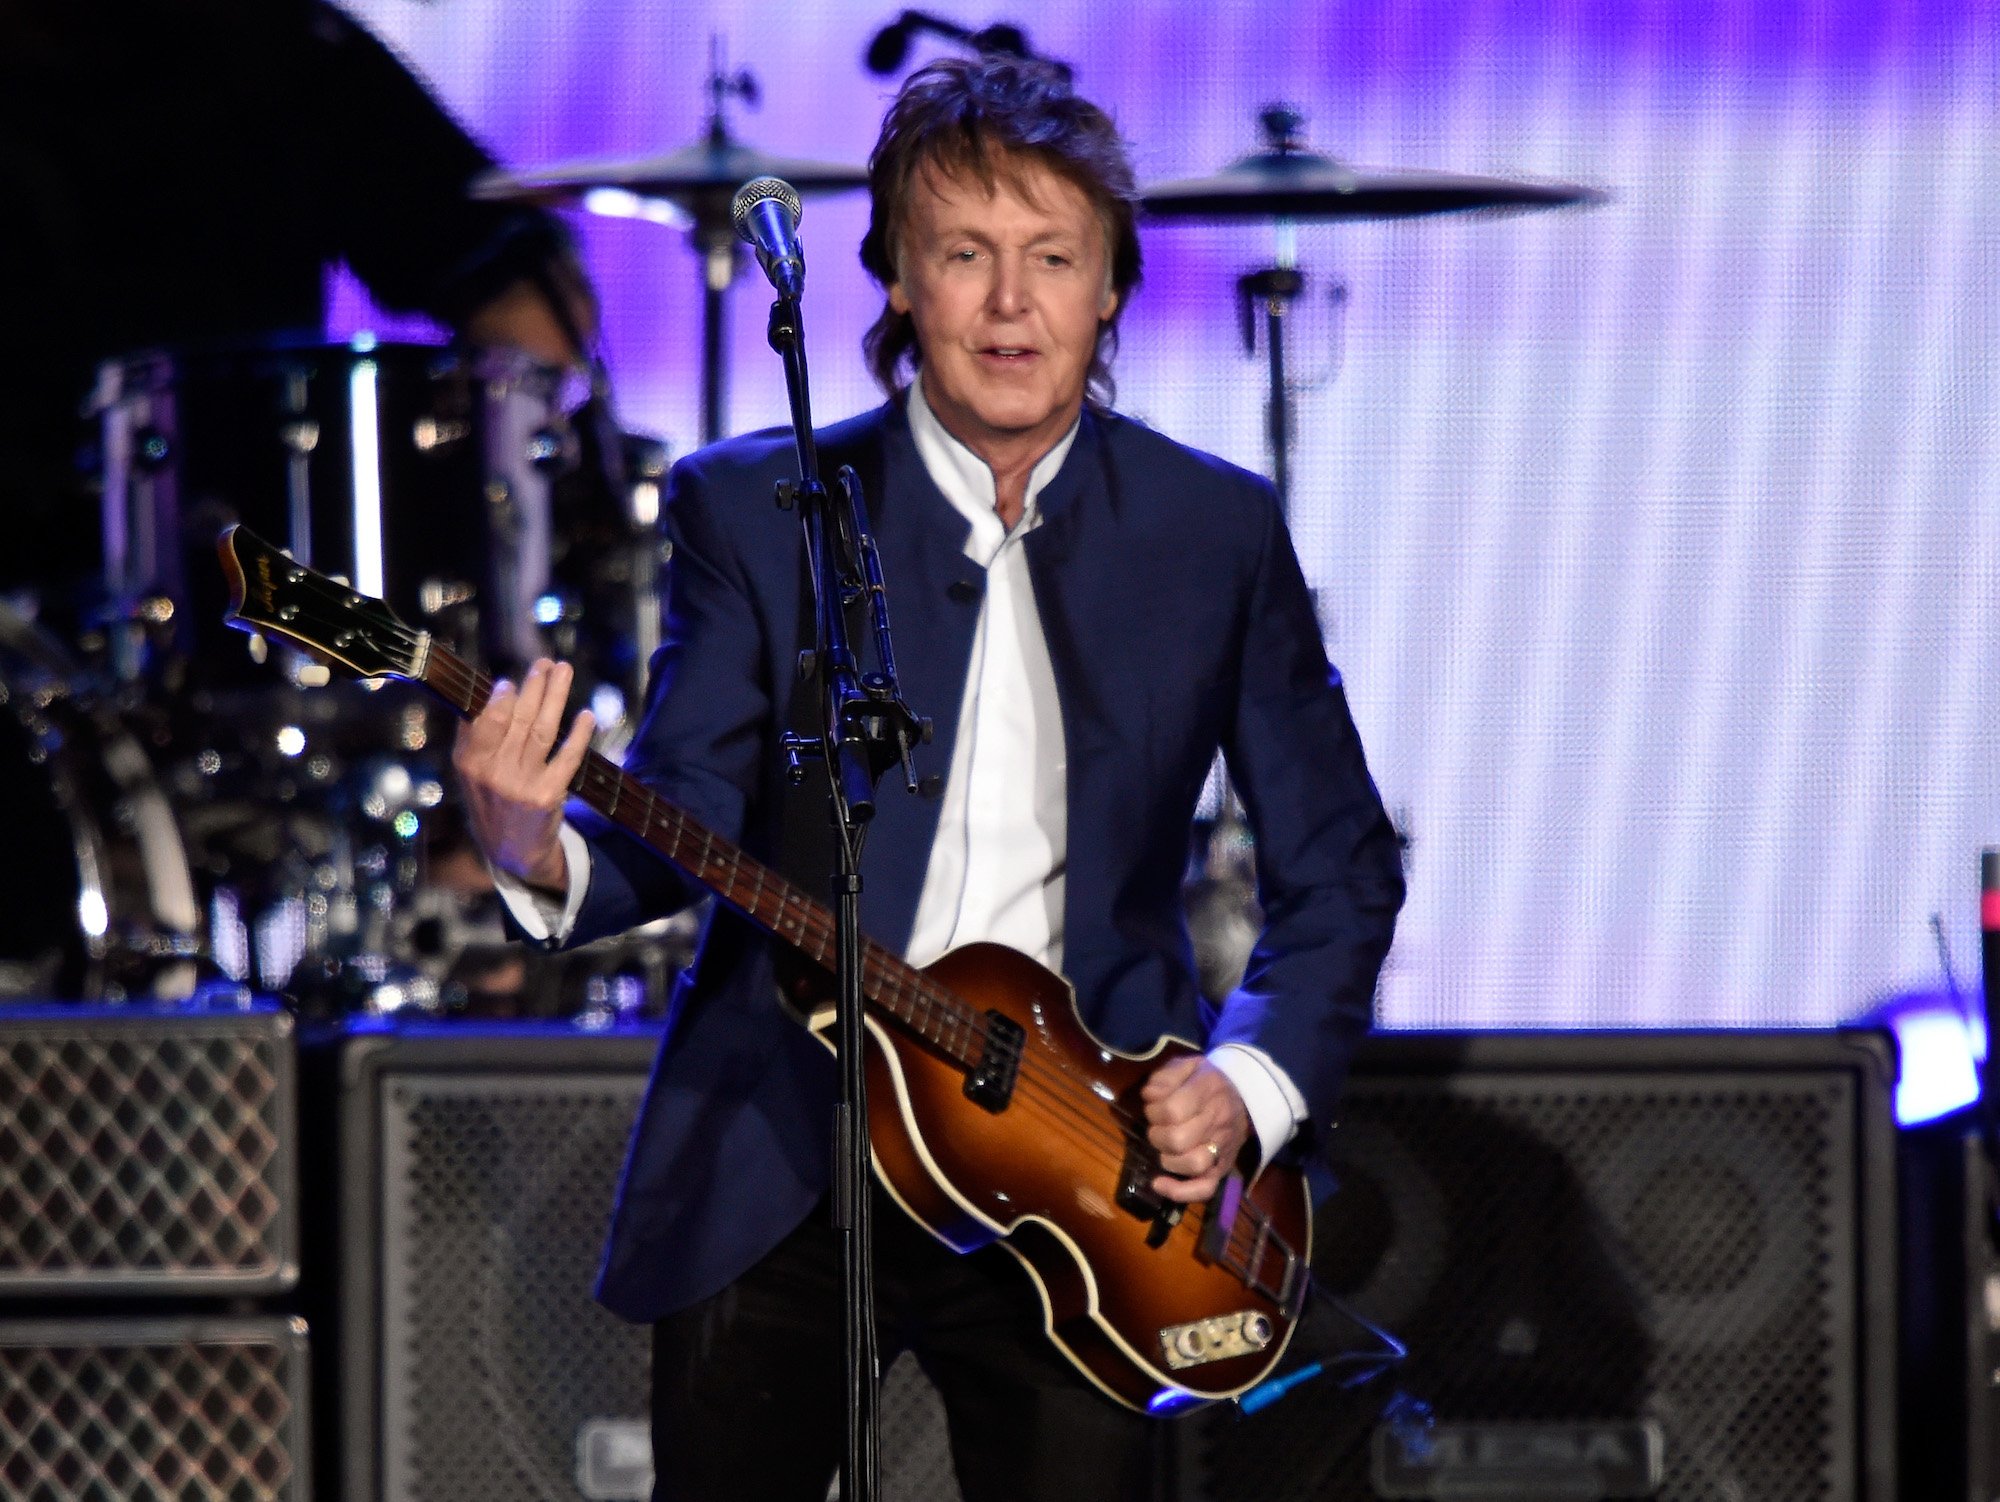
[571,398,1405,1323]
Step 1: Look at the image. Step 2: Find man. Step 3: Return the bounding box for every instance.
[455,56,1404,1502]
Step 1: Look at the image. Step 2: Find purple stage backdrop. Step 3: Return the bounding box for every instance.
[331,0,2000,1033]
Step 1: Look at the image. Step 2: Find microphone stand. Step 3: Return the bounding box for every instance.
[763,285,927,1502]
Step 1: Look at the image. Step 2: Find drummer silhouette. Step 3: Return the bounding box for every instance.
[0,0,596,611]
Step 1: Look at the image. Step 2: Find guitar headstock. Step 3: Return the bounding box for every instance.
[216,525,424,682]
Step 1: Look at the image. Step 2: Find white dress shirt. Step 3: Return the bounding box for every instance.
[901,375,1074,972]
[498,376,1306,1160]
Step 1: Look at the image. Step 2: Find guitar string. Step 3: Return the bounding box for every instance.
[259,572,1292,1282]
[533,731,1234,1247]
[566,744,1247,1225]
[268,569,1292,1278]
[411,634,1288,1277]
[430,656,1286,1276]
[560,697,1286,1276]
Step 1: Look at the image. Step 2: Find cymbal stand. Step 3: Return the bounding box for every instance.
[692,38,759,444]
[1231,104,1354,520]
[1238,256,1305,518]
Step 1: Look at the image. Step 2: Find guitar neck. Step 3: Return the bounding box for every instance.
[414,640,949,1046]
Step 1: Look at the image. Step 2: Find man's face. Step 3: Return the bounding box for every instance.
[887,153,1118,465]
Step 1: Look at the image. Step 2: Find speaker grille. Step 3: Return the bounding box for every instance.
[1192,1054,1877,1501]
[346,1030,969,1502]
[0,1316,310,1502]
[376,1069,651,1502]
[0,1006,296,1295]
[880,1353,963,1502]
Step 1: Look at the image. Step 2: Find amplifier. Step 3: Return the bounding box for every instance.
[0,1002,297,1296]
[318,1021,965,1502]
[327,1023,660,1502]
[0,1314,312,1502]
[1184,1029,1899,1502]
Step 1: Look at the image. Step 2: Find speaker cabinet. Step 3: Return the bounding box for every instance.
[1899,1115,2000,1502]
[1186,1030,1899,1502]
[0,1003,297,1297]
[0,1315,312,1501]
[324,1025,657,1502]
[320,1022,968,1502]
[321,1025,1896,1501]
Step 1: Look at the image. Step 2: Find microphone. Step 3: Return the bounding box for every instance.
[863,11,1069,81]
[731,177,805,300]
[865,12,919,74]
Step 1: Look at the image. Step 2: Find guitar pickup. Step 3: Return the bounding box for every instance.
[1115,1149,1185,1247]
[962,1010,1024,1113]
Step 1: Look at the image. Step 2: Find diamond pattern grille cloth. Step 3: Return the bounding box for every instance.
[0,1321,307,1502]
[0,1018,290,1292]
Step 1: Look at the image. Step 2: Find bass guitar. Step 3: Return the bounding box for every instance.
[217,523,1311,1412]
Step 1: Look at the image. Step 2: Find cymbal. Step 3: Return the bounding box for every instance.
[473,133,867,220]
[1141,148,1605,222]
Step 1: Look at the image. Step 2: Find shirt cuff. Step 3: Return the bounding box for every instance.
[490,822,591,944]
[1207,1042,1308,1166]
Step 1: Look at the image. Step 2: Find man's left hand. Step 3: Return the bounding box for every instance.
[1141,1055,1252,1203]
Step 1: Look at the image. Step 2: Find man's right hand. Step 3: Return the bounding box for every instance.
[452,658,596,894]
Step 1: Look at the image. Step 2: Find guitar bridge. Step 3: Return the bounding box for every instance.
[963,1010,1024,1113]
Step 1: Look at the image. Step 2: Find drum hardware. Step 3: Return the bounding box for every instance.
[1139,102,1606,224]
[91,339,585,689]
[1147,106,1605,992]
[0,601,202,1001]
[149,676,452,1015]
[1232,264,1350,523]
[624,435,672,695]
[25,323,663,1014]
[473,37,867,444]
[1184,777,1263,1004]
[863,11,1064,79]
[1143,103,1602,515]
[157,674,678,1022]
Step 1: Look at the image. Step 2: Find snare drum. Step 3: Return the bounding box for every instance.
[96,339,579,683]
[0,604,201,1000]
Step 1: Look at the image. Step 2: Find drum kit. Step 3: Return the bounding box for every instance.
[0,46,1598,1017]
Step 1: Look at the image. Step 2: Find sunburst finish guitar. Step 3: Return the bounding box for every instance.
[217,524,1312,1412]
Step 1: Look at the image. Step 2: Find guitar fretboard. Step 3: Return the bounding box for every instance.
[420,646,988,1068]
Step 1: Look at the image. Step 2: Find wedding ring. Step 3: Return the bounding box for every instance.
[1203,1141,1220,1163]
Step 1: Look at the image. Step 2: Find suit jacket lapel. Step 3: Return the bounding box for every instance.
[1025,409,1128,758]
[847,402,980,957]
[1023,412,1159,974]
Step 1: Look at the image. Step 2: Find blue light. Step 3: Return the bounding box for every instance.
[1237,1361,1326,1416]
[534,593,565,625]
[1146,1388,1202,1415]
[350,330,378,353]
[1879,992,1983,1126]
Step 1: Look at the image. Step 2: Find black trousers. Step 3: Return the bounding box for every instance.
[649,1188,1173,1501]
